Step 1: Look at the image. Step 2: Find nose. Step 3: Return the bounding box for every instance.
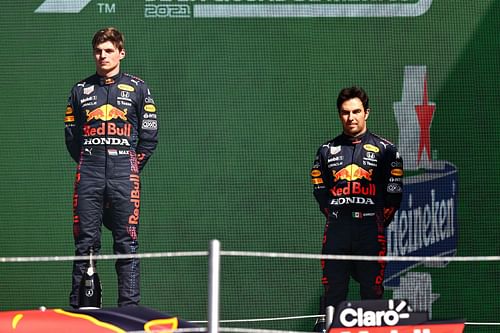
[96,50,106,59]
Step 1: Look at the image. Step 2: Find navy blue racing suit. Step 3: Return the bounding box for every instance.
[65,72,158,307]
[311,131,403,310]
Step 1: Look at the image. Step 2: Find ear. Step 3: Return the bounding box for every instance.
[364,108,370,120]
[119,49,126,60]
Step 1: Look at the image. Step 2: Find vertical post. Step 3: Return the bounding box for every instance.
[208,239,221,333]
[325,305,334,331]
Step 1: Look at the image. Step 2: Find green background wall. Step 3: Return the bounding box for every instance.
[0,1,499,331]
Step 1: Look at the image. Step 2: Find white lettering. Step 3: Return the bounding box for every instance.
[330,197,375,206]
[83,137,131,146]
[338,307,407,328]
[388,190,455,256]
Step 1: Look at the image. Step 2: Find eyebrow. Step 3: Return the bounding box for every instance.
[341,108,362,113]
[94,47,116,52]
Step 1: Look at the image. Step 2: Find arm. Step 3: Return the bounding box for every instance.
[382,145,403,226]
[64,88,82,163]
[136,83,158,172]
[311,146,331,217]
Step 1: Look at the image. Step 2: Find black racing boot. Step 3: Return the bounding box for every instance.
[78,248,102,309]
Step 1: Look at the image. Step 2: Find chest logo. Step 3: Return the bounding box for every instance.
[333,164,373,182]
[118,84,135,92]
[330,145,341,155]
[83,85,94,95]
[363,144,380,153]
[86,104,128,121]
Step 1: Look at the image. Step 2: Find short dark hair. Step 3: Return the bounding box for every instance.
[92,27,124,51]
[336,86,369,112]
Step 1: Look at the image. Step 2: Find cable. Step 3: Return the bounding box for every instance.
[1,251,500,263]
[190,314,323,324]
[0,251,208,263]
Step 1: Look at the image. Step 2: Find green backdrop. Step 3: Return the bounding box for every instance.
[0,1,499,331]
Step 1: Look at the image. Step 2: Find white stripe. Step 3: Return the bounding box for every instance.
[1,250,500,263]
[194,0,433,18]
[35,0,92,13]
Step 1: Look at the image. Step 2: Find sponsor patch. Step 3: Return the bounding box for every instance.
[83,85,94,95]
[391,168,404,177]
[330,145,341,155]
[142,119,158,130]
[118,84,135,92]
[387,183,403,193]
[144,104,156,113]
[310,169,321,177]
[143,113,156,119]
[363,144,380,153]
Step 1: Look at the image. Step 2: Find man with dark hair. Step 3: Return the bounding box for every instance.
[65,27,158,307]
[310,86,403,327]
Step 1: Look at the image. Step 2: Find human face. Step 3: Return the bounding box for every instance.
[338,97,369,137]
[93,41,125,77]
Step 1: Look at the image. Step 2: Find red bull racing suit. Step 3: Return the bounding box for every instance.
[65,72,158,307]
[311,131,403,310]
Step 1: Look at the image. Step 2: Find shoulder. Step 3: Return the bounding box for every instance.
[366,132,401,163]
[367,132,397,150]
[122,73,147,86]
[316,137,340,155]
[72,74,97,88]
[70,75,98,96]
[121,73,151,97]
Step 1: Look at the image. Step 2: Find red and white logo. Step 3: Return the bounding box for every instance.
[394,66,436,170]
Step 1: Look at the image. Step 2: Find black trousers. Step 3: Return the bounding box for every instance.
[321,215,387,310]
[70,151,141,308]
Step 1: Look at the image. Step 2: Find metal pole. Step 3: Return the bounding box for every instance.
[208,239,221,333]
[326,305,334,331]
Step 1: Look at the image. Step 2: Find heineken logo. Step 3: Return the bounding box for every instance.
[35,0,433,18]
[394,66,437,170]
[385,66,459,319]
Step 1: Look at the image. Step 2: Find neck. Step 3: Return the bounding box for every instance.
[344,128,367,138]
[97,67,120,78]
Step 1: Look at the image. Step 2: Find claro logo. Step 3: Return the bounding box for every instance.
[339,300,410,328]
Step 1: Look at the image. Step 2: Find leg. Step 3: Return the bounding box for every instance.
[321,220,351,311]
[70,167,105,308]
[353,222,386,300]
[108,166,141,307]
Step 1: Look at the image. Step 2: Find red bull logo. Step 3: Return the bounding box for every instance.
[83,123,131,137]
[144,318,178,332]
[86,104,128,121]
[331,182,376,197]
[333,164,373,182]
[129,174,140,225]
[0,308,182,333]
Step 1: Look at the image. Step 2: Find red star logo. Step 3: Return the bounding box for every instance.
[415,77,435,164]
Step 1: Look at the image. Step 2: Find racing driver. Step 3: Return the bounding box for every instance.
[64,27,158,308]
[310,86,403,324]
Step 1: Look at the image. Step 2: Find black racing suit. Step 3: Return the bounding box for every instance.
[311,131,403,310]
[65,72,158,307]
